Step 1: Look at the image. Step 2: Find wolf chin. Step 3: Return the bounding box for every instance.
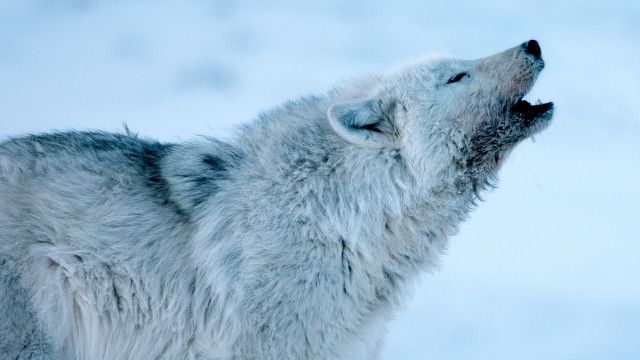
[0,41,553,359]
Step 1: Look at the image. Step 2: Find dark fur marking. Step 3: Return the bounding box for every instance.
[45,258,59,269]
[112,282,123,312]
[173,149,241,210]
[340,237,353,295]
[203,297,213,325]
[178,149,243,209]
[188,276,197,297]
[104,264,123,312]
[202,154,227,173]
[138,143,190,219]
[4,131,191,220]
[360,123,382,133]
[382,268,397,290]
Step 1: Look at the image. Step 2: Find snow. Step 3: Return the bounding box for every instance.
[1,1,638,358]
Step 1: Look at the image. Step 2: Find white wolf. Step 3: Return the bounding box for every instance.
[0,40,553,359]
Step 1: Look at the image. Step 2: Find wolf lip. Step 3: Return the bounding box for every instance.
[510,99,553,121]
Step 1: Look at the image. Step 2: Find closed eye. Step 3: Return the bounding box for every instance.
[446,72,468,84]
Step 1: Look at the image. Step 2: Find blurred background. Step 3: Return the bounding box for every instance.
[1,1,638,359]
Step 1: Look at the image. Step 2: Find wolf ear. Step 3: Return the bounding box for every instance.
[327,98,398,148]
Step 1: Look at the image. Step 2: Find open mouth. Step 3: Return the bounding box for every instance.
[510,99,554,123]
[505,96,554,140]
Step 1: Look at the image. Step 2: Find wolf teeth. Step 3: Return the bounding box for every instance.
[531,135,537,143]
[536,99,542,105]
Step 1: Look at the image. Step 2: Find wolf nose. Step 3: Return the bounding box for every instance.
[523,40,541,59]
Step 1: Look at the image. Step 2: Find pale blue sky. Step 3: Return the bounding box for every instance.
[1,1,638,358]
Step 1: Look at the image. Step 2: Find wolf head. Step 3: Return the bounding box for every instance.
[328,40,553,193]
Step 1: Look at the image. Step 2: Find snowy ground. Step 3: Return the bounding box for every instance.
[1,1,639,359]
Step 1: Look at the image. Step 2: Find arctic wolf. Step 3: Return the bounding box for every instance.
[0,40,553,359]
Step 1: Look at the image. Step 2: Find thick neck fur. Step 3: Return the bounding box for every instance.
[164,95,477,357]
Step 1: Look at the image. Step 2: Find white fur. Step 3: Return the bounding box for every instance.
[0,41,552,359]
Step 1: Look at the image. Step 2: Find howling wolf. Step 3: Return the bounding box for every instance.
[0,40,553,359]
